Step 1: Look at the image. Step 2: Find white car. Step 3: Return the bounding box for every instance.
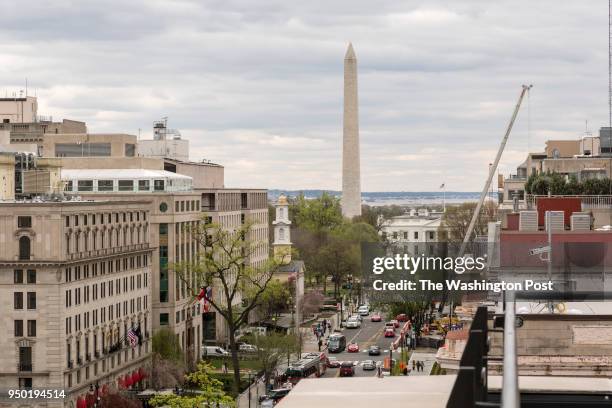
[345,318,361,329]
[202,346,229,357]
[358,306,369,316]
[239,344,258,353]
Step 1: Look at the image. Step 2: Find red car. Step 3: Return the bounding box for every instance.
[395,314,408,322]
[384,327,395,337]
[339,362,355,377]
[371,313,382,322]
[347,342,359,353]
[326,357,340,368]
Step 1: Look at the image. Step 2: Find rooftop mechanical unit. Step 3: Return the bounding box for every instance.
[519,211,538,231]
[545,211,565,231]
[570,213,591,231]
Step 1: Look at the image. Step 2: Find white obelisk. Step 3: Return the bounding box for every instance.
[341,43,362,218]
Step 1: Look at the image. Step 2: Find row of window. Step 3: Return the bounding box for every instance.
[389,231,436,240]
[175,199,200,213]
[14,269,36,284]
[64,255,149,283]
[65,211,148,228]
[65,273,148,308]
[14,320,36,337]
[14,292,36,310]
[66,179,165,192]
[65,297,148,335]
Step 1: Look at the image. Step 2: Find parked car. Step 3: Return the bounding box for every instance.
[259,388,291,405]
[339,362,355,377]
[368,345,380,356]
[370,313,382,322]
[347,342,359,353]
[395,314,408,322]
[239,344,258,353]
[202,346,229,357]
[326,357,340,368]
[384,327,395,337]
[362,360,376,371]
[345,318,361,329]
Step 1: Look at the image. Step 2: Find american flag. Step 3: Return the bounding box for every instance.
[127,328,139,347]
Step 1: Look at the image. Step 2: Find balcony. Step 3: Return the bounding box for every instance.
[86,353,91,362]
[77,356,82,366]
[17,363,32,372]
[526,194,612,209]
[94,351,100,359]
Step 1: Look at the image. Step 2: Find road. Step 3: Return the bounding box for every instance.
[322,312,399,378]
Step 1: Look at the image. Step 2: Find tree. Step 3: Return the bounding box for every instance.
[355,204,405,233]
[148,329,186,390]
[150,362,234,408]
[438,201,498,244]
[249,332,300,388]
[302,290,324,315]
[175,219,288,395]
[99,392,140,408]
[259,279,291,320]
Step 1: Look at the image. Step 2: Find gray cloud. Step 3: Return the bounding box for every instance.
[0,0,608,190]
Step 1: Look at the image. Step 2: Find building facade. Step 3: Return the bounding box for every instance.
[0,199,153,408]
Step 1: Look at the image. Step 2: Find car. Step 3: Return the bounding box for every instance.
[385,322,396,329]
[350,314,363,322]
[358,306,369,316]
[347,342,359,353]
[202,346,229,357]
[384,327,395,337]
[239,344,258,353]
[362,360,376,371]
[370,313,382,322]
[339,362,355,377]
[368,345,380,356]
[259,388,291,405]
[327,357,340,368]
[345,318,361,329]
[391,319,400,328]
[396,314,408,322]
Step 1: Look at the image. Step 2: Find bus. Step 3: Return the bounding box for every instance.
[284,352,327,384]
[327,334,346,353]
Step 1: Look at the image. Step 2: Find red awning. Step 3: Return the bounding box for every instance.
[139,367,147,379]
[132,371,140,384]
[86,393,95,408]
[77,397,87,408]
[124,374,133,387]
[101,384,108,396]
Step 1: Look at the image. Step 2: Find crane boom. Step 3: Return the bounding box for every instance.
[459,85,532,256]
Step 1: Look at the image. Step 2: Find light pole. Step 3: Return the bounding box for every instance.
[247,371,253,408]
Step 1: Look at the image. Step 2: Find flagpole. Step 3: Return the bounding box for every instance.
[442,183,446,213]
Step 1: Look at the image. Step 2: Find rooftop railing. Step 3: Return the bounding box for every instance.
[526,194,612,209]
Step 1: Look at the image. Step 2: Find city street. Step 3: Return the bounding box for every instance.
[322,311,399,378]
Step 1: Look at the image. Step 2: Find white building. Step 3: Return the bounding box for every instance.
[61,169,193,194]
[137,119,189,162]
[380,209,443,244]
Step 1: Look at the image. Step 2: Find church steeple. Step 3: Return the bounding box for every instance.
[273,194,291,263]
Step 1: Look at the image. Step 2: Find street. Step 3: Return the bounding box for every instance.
[322,312,399,378]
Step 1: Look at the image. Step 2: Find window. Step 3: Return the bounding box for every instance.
[18,347,32,372]
[77,180,94,192]
[138,180,150,191]
[414,231,419,240]
[97,180,114,191]
[17,216,32,228]
[14,320,23,337]
[65,181,73,192]
[19,236,31,260]
[159,313,169,326]
[14,292,23,309]
[125,143,136,157]
[429,231,435,240]
[27,292,36,309]
[154,180,165,191]
[27,320,36,337]
[18,378,32,389]
[27,270,36,284]
[118,180,134,191]
[14,269,23,284]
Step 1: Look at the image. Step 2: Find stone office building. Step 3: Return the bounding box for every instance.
[0,199,154,408]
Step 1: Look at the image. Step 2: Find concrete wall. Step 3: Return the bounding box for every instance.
[42,133,137,157]
[0,96,37,123]
[175,161,224,189]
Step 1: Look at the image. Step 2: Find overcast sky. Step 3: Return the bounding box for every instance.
[0,1,608,191]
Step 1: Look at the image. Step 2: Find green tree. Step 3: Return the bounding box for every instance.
[259,279,291,319]
[148,328,186,390]
[354,204,404,233]
[175,219,288,395]
[150,362,234,408]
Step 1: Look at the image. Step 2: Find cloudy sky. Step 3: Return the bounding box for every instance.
[0,1,608,191]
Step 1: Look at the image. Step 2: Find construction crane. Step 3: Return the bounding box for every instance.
[459,84,532,256]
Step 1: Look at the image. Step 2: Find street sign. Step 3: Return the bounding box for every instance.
[529,246,551,256]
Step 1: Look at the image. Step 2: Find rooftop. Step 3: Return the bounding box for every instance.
[61,168,192,180]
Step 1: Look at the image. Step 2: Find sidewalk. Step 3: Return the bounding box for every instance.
[408,351,437,376]
[237,376,266,408]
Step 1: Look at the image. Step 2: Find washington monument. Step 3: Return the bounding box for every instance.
[341,43,362,218]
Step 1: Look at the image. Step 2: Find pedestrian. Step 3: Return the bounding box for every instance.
[403,367,408,376]
[412,360,416,370]
[377,366,382,378]
[327,322,332,332]
[222,361,228,374]
[318,338,322,352]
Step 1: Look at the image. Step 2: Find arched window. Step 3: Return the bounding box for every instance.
[279,228,285,241]
[279,208,284,219]
[19,236,31,260]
